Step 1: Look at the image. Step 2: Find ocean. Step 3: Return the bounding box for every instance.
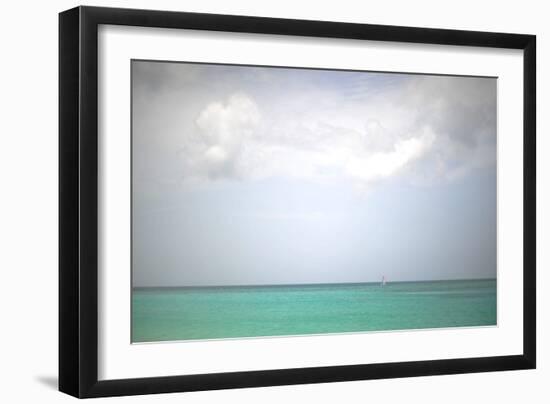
[132,278,496,343]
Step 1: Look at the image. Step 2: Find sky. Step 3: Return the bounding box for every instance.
[131,60,497,287]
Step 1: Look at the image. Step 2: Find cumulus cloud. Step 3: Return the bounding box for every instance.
[179,93,261,180]
[167,68,495,190]
[345,127,436,183]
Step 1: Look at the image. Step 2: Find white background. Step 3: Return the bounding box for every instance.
[0,0,546,403]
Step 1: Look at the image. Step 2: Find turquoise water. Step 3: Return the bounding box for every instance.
[132,279,496,342]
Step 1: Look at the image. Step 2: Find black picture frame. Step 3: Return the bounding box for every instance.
[59,5,536,398]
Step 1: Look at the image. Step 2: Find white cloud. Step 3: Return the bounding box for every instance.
[177,74,495,190]
[346,127,435,182]
[180,93,261,180]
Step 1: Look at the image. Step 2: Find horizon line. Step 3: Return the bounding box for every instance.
[132,277,497,289]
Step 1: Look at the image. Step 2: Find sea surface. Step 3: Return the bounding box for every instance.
[132,279,496,342]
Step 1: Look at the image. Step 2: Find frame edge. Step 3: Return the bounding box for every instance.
[522,34,536,369]
[59,6,81,398]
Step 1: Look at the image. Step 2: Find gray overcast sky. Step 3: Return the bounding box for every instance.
[132,60,497,287]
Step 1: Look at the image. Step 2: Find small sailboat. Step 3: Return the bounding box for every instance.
[381,275,386,286]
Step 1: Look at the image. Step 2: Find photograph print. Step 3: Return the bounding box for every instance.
[131,60,497,343]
